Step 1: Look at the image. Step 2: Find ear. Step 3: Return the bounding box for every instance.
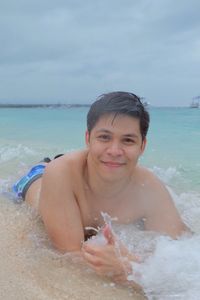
[85,130,90,146]
[140,137,147,155]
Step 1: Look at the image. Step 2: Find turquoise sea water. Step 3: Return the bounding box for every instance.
[0,106,199,193]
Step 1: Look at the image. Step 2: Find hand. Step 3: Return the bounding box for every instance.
[82,224,140,285]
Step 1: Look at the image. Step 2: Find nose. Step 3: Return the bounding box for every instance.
[106,140,123,156]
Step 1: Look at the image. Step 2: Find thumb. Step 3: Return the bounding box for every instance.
[103,224,116,245]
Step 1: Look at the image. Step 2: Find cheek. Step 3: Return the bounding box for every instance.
[90,142,103,156]
[126,147,141,160]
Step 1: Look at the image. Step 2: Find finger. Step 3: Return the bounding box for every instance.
[82,251,103,267]
[82,242,112,257]
[86,263,107,276]
[82,243,101,256]
[82,251,95,263]
[103,224,116,245]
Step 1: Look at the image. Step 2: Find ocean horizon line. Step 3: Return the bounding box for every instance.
[0,103,192,109]
[0,103,91,108]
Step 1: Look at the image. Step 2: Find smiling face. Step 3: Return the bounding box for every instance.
[86,113,146,181]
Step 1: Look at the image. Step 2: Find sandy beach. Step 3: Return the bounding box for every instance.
[0,194,145,300]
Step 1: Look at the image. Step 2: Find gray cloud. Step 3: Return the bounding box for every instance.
[0,0,199,105]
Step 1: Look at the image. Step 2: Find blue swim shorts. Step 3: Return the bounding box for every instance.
[12,164,46,199]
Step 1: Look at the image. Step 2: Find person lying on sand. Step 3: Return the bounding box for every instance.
[13,91,188,289]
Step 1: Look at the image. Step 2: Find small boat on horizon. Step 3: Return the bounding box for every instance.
[190,96,200,108]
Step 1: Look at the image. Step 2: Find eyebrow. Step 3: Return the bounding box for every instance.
[95,129,139,139]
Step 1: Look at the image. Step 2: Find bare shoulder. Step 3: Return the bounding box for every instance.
[136,166,187,237]
[137,165,174,207]
[39,149,88,209]
[44,149,88,179]
[137,165,169,189]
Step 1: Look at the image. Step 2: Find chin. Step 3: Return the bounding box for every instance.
[99,165,126,181]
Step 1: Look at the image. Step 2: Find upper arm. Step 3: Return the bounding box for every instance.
[143,176,187,238]
[39,161,84,252]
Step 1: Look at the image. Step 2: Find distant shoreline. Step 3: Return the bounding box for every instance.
[0,104,91,108]
[0,104,191,109]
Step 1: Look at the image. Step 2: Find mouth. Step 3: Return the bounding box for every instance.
[101,161,125,168]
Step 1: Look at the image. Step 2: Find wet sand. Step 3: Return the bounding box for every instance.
[0,195,145,300]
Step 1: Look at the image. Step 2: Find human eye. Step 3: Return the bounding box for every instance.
[97,134,110,142]
[122,137,135,145]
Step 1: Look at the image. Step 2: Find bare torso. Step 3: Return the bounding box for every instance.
[62,151,145,228]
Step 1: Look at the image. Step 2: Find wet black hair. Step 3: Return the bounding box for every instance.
[87,91,150,140]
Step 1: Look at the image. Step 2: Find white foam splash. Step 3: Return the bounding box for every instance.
[173,191,200,233]
[86,212,117,246]
[125,190,200,299]
[151,166,180,184]
[85,201,200,299]
[0,144,36,162]
[0,178,11,193]
[129,235,200,299]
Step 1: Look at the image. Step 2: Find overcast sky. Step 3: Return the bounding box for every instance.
[0,0,199,106]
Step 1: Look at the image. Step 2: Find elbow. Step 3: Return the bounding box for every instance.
[50,236,83,253]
